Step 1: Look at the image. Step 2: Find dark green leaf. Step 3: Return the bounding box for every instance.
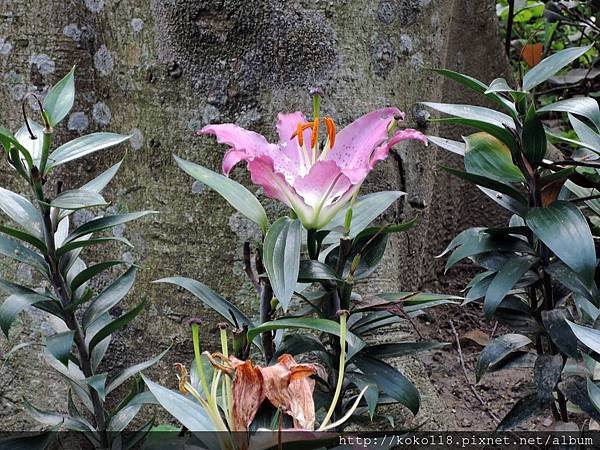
[345,371,378,419]
[434,119,517,152]
[57,236,133,258]
[353,219,416,242]
[81,160,123,193]
[484,256,537,320]
[363,341,447,359]
[587,378,600,413]
[476,334,532,382]
[65,211,156,243]
[534,354,563,402]
[441,166,528,206]
[0,432,54,450]
[559,376,600,422]
[88,300,146,350]
[526,201,596,287]
[23,399,94,432]
[541,310,579,359]
[352,355,419,415]
[323,191,405,244]
[46,331,74,366]
[0,235,48,276]
[569,114,600,151]
[141,375,213,431]
[567,320,600,354]
[438,227,485,257]
[522,45,592,91]
[463,133,524,182]
[497,394,547,431]
[421,102,515,129]
[0,225,46,253]
[43,67,75,127]
[247,317,365,359]
[298,260,339,283]
[263,217,302,311]
[174,155,268,233]
[15,121,44,166]
[86,373,107,402]
[431,68,517,115]
[522,106,547,165]
[539,97,600,131]
[51,189,107,210]
[273,333,327,360]
[46,133,130,173]
[427,135,465,156]
[0,293,58,337]
[106,347,170,395]
[155,276,253,329]
[0,127,34,169]
[70,260,128,294]
[0,187,43,237]
[478,186,528,216]
[83,266,136,328]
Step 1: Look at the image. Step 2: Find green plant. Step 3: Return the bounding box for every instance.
[425,45,600,429]
[145,96,458,441]
[0,69,163,449]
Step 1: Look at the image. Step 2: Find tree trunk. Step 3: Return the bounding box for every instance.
[0,0,507,430]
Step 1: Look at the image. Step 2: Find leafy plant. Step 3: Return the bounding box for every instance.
[0,68,163,448]
[147,91,458,440]
[426,45,600,429]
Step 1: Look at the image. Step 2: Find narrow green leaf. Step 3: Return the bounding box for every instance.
[46,331,74,366]
[0,293,58,337]
[526,201,596,287]
[15,120,45,165]
[70,260,128,294]
[427,135,465,156]
[353,219,416,241]
[141,375,213,431]
[497,393,547,431]
[431,68,517,115]
[587,378,600,413]
[0,235,48,276]
[484,257,537,320]
[541,309,579,359]
[272,333,327,360]
[567,320,600,354]
[57,236,132,258]
[345,372,379,420]
[352,355,419,415]
[51,189,107,210]
[298,260,340,283]
[539,97,600,131]
[81,160,123,193]
[174,155,268,234]
[65,211,156,243]
[43,67,75,127]
[421,102,515,129]
[441,166,528,206]
[88,300,146,350]
[522,106,547,165]
[433,119,517,151]
[106,347,170,395]
[463,133,524,182]
[363,341,447,359]
[46,133,130,173]
[476,334,532,382]
[155,276,253,329]
[83,267,136,328]
[263,217,302,311]
[485,77,516,94]
[23,399,94,432]
[0,187,43,237]
[569,113,600,151]
[0,127,34,169]
[323,191,405,244]
[523,45,592,91]
[247,317,365,359]
[86,373,107,402]
[0,225,47,253]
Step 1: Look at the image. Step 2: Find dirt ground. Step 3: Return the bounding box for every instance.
[417,301,556,432]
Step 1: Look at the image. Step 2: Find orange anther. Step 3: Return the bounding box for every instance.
[296,123,305,147]
[324,117,336,149]
[310,119,319,149]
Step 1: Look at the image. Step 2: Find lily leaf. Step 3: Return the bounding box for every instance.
[522,45,592,91]
[43,67,75,127]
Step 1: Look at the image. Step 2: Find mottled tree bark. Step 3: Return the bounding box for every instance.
[0,0,507,430]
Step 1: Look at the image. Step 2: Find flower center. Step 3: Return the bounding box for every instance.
[290,90,337,165]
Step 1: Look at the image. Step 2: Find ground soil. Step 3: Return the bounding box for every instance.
[417,269,558,432]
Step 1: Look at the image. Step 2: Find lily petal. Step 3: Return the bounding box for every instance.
[369,128,428,169]
[231,360,264,432]
[292,161,351,209]
[325,107,403,184]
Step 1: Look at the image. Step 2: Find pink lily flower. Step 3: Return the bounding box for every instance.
[199,103,427,229]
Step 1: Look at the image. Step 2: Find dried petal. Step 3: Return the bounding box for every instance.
[231,360,264,431]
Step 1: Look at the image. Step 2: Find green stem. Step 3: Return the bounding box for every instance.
[219,326,233,426]
[307,228,319,260]
[192,323,211,401]
[321,311,347,429]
